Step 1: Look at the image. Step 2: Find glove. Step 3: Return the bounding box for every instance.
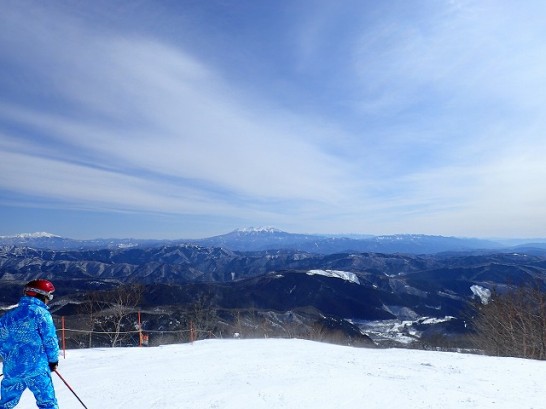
[49,362,58,372]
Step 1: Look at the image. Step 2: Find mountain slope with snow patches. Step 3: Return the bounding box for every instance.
[306,269,360,284]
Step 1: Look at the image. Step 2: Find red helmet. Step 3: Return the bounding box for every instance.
[24,279,55,301]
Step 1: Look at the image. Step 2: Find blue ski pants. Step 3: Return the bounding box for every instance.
[0,372,58,409]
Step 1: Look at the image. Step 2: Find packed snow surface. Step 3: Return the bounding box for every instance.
[8,339,545,409]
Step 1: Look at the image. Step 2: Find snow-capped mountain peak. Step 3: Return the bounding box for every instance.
[234,226,284,234]
[0,232,61,239]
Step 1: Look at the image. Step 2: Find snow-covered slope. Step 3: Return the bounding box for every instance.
[10,339,544,409]
[307,269,360,284]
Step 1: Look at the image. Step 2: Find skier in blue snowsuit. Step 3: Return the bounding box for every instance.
[0,279,60,409]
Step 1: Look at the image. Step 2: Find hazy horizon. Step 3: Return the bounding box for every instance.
[2,228,546,243]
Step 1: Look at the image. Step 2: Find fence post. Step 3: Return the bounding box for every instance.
[138,311,142,347]
[61,316,66,359]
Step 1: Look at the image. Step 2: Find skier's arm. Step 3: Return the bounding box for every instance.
[37,309,60,364]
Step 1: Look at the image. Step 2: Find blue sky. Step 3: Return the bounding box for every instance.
[1,0,545,239]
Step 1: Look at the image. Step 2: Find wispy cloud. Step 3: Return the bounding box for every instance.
[0,5,357,221]
[1,1,546,237]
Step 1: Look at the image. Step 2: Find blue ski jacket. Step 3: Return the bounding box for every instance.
[0,296,59,378]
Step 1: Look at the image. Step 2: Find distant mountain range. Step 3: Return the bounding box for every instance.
[2,227,546,347]
[2,227,545,255]
[2,242,545,318]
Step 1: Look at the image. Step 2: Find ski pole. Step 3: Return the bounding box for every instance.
[54,370,89,409]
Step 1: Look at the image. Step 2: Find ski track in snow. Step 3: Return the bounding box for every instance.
[8,338,545,409]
